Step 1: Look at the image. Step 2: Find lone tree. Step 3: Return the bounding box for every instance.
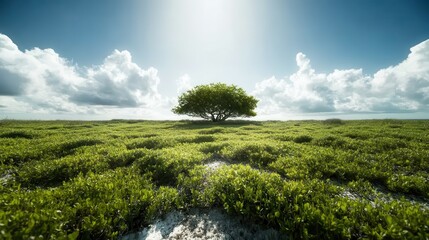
[172,83,258,122]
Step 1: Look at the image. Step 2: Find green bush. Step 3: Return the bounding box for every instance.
[293,135,313,143]
[0,130,36,139]
[313,135,347,148]
[1,120,428,239]
[126,137,176,150]
[199,127,225,134]
[323,118,344,124]
[198,142,230,154]
[134,146,206,185]
[221,141,287,167]
[16,147,147,188]
[0,168,158,239]
[176,135,216,144]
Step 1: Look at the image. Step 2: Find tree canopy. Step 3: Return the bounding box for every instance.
[172,83,258,122]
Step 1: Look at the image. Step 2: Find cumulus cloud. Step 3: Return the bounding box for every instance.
[2,31,428,120]
[254,39,429,115]
[70,50,160,107]
[176,74,192,95]
[0,33,162,115]
[0,35,32,95]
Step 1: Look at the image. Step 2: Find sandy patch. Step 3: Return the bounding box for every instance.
[0,172,13,186]
[340,190,359,201]
[340,189,429,210]
[122,208,287,240]
[204,161,227,171]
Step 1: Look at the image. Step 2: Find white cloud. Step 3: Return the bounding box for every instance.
[1,32,428,120]
[370,39,429,110]
[254,53,335,113]
[176,74,192,95]
[0,33,163,117]
[254,39,429,115]
[0,35,35,96]
[70,50,161,107]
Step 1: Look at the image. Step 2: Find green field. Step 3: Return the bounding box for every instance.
[1,119,428,239]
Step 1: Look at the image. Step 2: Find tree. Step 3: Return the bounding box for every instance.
[172,83,258,122]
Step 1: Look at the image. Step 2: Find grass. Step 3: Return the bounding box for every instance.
[0,119,428,239]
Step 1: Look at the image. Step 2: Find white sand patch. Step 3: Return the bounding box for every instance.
[122,208,287,240]
[0,172,13,186]
[340,189,429,209]
[204,161,226,171]
[340,190,359,201]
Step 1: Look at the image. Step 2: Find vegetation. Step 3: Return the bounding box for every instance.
[172,83,258,122]
[0,119,428,239]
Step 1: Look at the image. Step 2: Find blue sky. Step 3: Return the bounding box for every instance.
[0,0,428,120]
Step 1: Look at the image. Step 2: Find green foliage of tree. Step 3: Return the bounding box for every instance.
[172,83,258,122]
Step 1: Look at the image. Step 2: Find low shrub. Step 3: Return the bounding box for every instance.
[313,135,347,148]
[0,131,35,139]
[199,127,224,134]
[221,142,287,167]
[176,135,216,144]
[1,168,158,239]
[53,138,103,157]
[1,120,428,239]
[293,135,313,143]
[134,147,206,185]
[323,118,344,125]
[126,137,176,150]
[199,142,230,154]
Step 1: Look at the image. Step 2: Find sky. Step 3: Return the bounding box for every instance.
[0,0,428,120]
